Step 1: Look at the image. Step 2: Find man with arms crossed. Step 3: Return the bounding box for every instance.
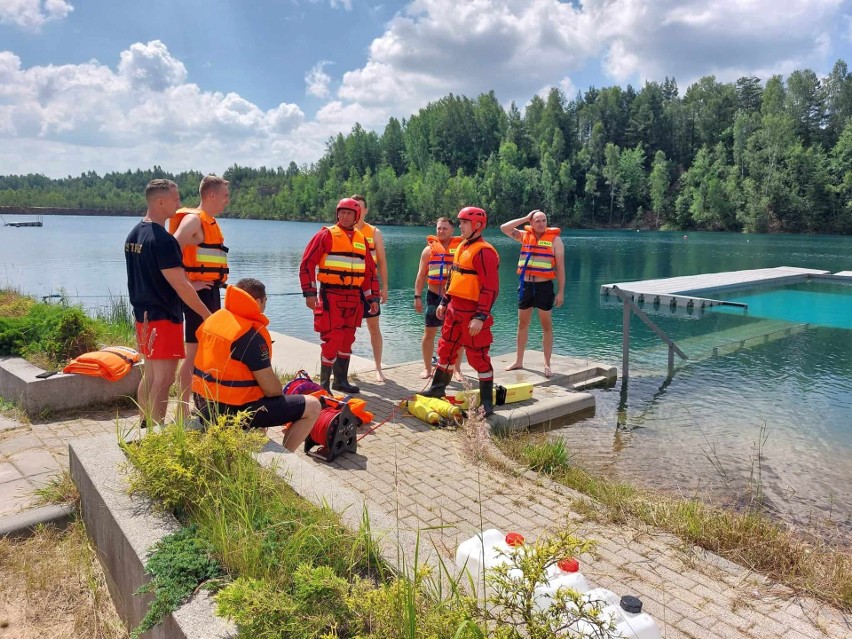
[124,179,211,425]
[352,194,389,382]
[192,278,321,451]
[413,217,464,380]
[500,209,565,377]
[170,175,231,416]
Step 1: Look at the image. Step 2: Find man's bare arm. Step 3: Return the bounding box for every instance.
[172,214,203,249]
[500,211,534,241]
[161,267,211,319]
[253,367,284,397]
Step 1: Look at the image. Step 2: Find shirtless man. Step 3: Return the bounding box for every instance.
[501,209,565,377]
[352,194,389,382]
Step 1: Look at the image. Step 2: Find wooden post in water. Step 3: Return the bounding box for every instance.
[622,297,631,381]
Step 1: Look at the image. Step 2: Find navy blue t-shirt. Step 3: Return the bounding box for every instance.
[125,220,184,323]
[231,328,271,371]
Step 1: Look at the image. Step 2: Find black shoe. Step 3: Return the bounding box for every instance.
[332,358,360,394]
[320,363,333,393]
[479,379,494,416]
[421,367,452,398]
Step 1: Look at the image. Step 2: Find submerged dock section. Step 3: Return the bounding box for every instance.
[601,266,829,310]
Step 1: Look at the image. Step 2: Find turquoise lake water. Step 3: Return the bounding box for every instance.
[2,216,851,534]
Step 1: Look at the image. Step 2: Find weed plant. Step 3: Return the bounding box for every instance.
[0,288,134,368]
[499,433,852,612]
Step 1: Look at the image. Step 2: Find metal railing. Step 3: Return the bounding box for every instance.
[610,285,688,380]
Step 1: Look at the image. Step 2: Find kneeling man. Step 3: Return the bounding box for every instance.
[192,278,320,451]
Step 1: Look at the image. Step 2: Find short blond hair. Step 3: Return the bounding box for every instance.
[145,179,176,200]
[200,175,229,198]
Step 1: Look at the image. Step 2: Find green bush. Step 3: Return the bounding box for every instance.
[0,293,98,366]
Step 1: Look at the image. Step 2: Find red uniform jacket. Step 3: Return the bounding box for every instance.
[299,225,380,301]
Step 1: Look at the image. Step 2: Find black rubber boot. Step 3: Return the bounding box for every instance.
[421,367,453,398]
[479,379,494,416]
[332,358,360,394]
[320,363,333,393]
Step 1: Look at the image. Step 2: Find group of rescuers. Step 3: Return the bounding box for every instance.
[124,176,565,451]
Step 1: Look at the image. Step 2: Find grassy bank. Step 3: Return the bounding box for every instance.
[121,417,601,638]
[496,433,852,612]
[0,289,134,370]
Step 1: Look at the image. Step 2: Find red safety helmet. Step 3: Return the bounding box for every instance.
[457,206,487,230]
[336,197,362,222]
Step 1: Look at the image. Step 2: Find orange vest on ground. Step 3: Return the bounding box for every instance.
[169,208,229,285]
[446,238,499,302]
[360,222,377,254]
[426,235,463,286]
[192,286,270,406]
[317,225,368,289]
[517,226,560,280]
[62,346,141,382]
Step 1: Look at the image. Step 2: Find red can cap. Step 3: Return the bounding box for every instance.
[558,558,580,573]
[505,532,525,547]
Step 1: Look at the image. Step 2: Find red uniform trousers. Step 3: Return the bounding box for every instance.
[435,298,493,382]
[313,289,364,365]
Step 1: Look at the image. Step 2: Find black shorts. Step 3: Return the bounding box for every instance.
[361,291,381,318]
[194,393,306,429]
[184,285,222,343]
[518,280,555,311]
[424,290,443,328]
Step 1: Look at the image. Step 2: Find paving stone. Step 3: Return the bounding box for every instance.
[0,461,23,484]
[0,432,42,455]
[10,448,59,476]
[0,477,38,516]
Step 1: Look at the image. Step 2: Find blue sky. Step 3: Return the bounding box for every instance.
[1,0,851,177]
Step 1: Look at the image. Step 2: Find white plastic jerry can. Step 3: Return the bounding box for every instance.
[572,588,661,639]
[533,557,591,610]
[455,529,525,579]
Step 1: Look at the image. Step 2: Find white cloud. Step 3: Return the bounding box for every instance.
[0,42,309,175]
[0,0,72,31]
[307,0,352,10]
[305,61,333,98]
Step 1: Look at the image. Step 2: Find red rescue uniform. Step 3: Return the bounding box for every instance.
[435,236,500,380]
[299,224,379,365]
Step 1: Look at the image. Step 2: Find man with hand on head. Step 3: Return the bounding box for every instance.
[170,174,231,415]
[501,209,565,377]
[300,198,380,394]
[124,179,211,425]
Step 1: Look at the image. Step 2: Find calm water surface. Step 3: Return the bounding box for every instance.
[3,216,851,535]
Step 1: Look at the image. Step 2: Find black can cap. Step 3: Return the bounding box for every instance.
[620,595,643,613]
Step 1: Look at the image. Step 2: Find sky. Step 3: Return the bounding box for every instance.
[1,0,851,178]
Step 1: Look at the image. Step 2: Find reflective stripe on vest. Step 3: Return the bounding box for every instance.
[317,226,367,289]
[170,208,229,284]
[361,223,377,253]
[517,226,560,280]
[426,235,463,286]
[446,239,499,302]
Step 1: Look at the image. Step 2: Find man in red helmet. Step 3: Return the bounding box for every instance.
[300,198,380,394]
[421,206,500,415]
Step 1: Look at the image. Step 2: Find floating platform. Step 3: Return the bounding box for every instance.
[601,266,834,310]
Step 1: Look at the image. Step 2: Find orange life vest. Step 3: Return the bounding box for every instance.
[426,235,463,287]
[192,286,270,406]
[517,226,560,280]
[360,222,377,254]
[446,238,499,302]
[317,225,368,289]
[62,346,141,382]
[169,208,229,285]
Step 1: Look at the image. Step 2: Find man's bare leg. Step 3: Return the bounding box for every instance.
[453,351,465,381]
[420,326,438,378]
[539,308,554,377]
[366,316,385,382]
[505,307,533,371]
[282,396,321,452]
[145,359,179,424]
[175,342,197,421]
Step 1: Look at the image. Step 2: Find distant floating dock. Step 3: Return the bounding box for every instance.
[1,214,43,227]
[601,266,839,310]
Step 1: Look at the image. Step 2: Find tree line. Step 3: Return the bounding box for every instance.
[2,60,852,234]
